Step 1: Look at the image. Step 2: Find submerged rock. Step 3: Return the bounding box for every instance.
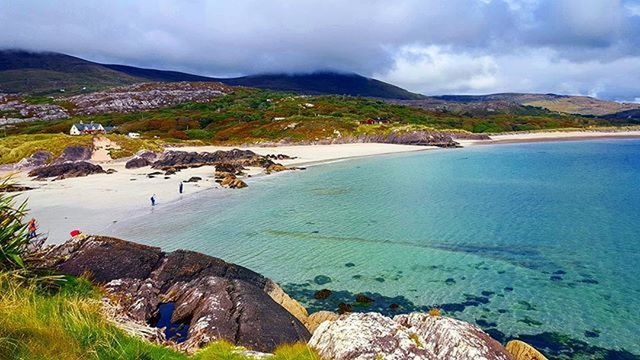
[42,236,310,353]
[28,161,105,180]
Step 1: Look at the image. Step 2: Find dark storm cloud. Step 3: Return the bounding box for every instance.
[1,0,640,100]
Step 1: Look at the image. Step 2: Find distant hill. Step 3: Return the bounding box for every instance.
[395,93,640,117]
[0,50,423,99]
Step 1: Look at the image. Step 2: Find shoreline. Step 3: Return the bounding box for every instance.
[456,129,640,146]
[6,130,640,244]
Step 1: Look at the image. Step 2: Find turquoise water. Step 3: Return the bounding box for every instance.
[109,140,640,359]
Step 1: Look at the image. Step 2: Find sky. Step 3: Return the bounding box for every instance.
[1,0,640,100]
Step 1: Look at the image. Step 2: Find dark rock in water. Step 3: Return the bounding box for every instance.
[338,302,352,314]
[314,289,332,300]
[578,278,599,284]
[481,291,495,297]
[13,150,52,169]
[553,270,566,275]
[125,156,151,169]
[549,275,563,281]
[389,303,400,311]
[476,319,497,328]
[314,275,332,285]
[445,278,456,285]
[584,329,600,338]
[28,161,105,180]
[345,262,356,267]
[374,277,385,283]
[355,294,374,304]
[42,236,310,353]
[55,146,92,163]
[504,287,514,292]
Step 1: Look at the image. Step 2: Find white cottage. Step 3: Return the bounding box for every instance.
[69,122,105,136]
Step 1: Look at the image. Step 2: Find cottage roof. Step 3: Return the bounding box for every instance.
[73,123,103,131]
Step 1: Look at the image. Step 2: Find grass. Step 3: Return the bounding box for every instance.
[0,274,321,360]
[0,134,165,165]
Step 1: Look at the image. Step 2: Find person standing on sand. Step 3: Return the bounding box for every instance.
[27,218,37,239]
[150,194,156,206]
[179,181,184,194]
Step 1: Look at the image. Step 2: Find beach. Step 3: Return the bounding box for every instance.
[6,143,433,243]
[7,129,640,244]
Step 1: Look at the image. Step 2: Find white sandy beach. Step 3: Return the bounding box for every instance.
[5,143,433,243]
[457,130,640,146]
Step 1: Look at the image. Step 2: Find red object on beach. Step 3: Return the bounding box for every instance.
[70,230,81,237]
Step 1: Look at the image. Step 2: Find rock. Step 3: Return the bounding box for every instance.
[0,184,33,192]
[505,340,548,360]
[304,311,339,334]
[265,164,288,173]
[264,279,309,324]
[219,174,247,189]
[153,149,275,170]
[215,162,245,174]
[125,156,151,169]
[309,312,436,359]
[55,146,92,163]
[13,150,52,169]
[266,154,294,160]
[106,168,117,174]
[394,313,513,360]
[313,275,332,285]
[28,161,105,180]
[310,312,515,360]
[185,176,201,183]
[314,289,332,300]
[165,167,177,175]
[355,294,374,304]
[42,236,310,353]
[337,303,352,314]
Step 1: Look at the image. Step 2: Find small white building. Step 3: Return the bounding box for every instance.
[128,132,141,139]
[69,122,105,136]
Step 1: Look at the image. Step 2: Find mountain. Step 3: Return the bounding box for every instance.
[0,50,423,99]
[394,93,640,117]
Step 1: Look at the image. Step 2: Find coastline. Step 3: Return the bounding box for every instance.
[5,143,434,243]
[7,130,640,244]
[457,129,640,146]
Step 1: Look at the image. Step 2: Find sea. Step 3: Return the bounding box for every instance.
[108,139,640,359]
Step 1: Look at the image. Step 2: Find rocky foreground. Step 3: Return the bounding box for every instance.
[41,236,547,359]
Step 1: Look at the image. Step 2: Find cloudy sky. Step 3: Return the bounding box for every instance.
[1,0,640,100]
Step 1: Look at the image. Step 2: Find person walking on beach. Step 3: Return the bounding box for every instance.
[150,194,156,206]
[27,218,37,239]
[179,181,184,194]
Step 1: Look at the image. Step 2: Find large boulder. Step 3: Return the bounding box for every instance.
[28,161,105,180]
[395,313,513,360]
[42,236,310,353]
[55,146,92,163]
[13,150,52,169]
[304,311,339,333]
[309,312,436,359]
[309,312,514,360]
[505,340,548,360]
[125,157,151,169]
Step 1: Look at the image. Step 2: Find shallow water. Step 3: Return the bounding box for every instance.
[108,140,640,358]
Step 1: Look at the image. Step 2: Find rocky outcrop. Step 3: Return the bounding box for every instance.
[395,313,513,360]
[152,149,276,170]
[309,312,514,360]
[42,236,310,353]
[54,146,93,163]
[219,174,247,189]
[12,150,52,169]
[505,340,548,360]
[265,164,288,173]
[310,312,437,359]
[264,280,309,324]
[215,162,246,175]
[304,311,339,334]
[28,161,105,180]
[125,157,151,169]
[66,82,229,115]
